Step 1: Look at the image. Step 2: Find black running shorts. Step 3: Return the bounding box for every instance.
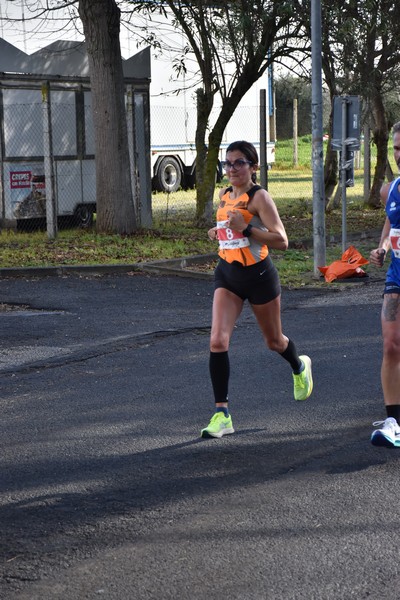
[214,255,281,305]
[384,282,400,295]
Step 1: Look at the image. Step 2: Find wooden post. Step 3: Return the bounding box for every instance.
[293,98,298,166]
[363,123,371,202]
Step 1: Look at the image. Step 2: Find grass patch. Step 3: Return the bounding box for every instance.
[0,205,383,289]
[0,142,388,288]
[0,225,214,268]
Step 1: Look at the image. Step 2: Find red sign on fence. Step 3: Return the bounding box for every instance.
[10,171,31,189]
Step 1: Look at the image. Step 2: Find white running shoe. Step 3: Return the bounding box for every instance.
[371,417,400,448]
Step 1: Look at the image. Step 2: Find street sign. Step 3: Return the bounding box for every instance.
[331,96,361,151]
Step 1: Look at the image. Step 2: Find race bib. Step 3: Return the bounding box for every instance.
[217,220,250,249]
[390,228,400,258]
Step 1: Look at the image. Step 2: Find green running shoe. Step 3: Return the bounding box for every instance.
[201,411,234,438]
[293,355,313,401]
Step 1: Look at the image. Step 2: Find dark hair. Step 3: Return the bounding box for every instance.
[226,140,259,165]
[226,140,258,183]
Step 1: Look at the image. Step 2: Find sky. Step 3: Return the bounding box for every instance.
[0,0,184,99]
[0,0,147,59]
[0,0,271,110]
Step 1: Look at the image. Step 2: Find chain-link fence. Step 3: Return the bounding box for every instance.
[0,85,96,232]
[151,136,390,227]
[1,84,394,235]
[0,77,150,234]
[150,101,275,220]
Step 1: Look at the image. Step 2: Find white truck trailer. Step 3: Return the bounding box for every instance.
[0,36,275,227]
[0,39,151,228]
[150,78,276,193]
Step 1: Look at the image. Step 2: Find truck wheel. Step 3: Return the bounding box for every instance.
[184,166,220,189]
[155,157,182,193]
[74,205,95,228]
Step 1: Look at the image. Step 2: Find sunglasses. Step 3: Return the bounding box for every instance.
[222,159,253,171]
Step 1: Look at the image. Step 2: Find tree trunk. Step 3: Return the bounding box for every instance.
[195,88,250,226]
[195,140,221,227]
[368,94,389,208]
[78,0,137,234]
[385,161,394,182]
[327,182,341,211]
[324,106,338,203]
[324,140,339,203]
[195,88,220,226]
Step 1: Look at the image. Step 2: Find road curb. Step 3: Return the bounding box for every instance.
[0,230,382,280]
[0,253,218,279]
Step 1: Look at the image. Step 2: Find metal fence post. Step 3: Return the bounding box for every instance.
[311,0,326,275]
[0,87,4,226]
[340,97,348,252]
[126,85,139,225]
[41,81,57,239]
[259,89,268,190]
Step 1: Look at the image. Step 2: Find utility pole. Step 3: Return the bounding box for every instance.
[311,0,326,275]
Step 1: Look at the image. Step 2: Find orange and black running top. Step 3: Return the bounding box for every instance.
[216,185,268,266]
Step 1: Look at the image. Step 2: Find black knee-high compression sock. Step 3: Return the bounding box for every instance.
[279,338,303,373]
[209,351,230,404]
[386,405,400,424]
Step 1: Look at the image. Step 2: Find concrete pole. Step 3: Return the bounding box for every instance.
[311,0,326,275]
[42,82,57,239]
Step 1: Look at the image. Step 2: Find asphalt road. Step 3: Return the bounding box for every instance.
[0,269,399,600]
